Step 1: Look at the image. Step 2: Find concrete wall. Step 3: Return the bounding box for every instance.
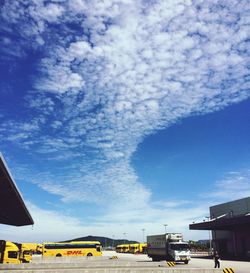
[0,266,222,273]
[209,197,250,259]
[210,197,250,218]
[0,258,221,273]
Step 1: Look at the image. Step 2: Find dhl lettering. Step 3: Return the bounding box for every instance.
[67,250,82,255]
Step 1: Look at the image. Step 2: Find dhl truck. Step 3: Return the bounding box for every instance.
[19,244,33,263]
[0,240,21,264]
[22,243,42,254]
[0,240,33,264]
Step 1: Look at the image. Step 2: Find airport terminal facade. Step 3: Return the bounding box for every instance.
[190,197,250,260]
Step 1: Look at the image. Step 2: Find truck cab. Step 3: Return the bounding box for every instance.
[168,241,190,263]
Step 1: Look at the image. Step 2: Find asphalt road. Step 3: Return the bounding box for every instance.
[103,251,250,273]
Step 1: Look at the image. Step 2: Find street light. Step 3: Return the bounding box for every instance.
[163,224,168,233]
[142,228,145,243]
[123,232,126,244]
[112,234,115,249]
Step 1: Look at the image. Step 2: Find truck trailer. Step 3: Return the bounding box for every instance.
[147,233,190,263]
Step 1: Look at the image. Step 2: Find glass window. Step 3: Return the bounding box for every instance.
[170,244,189,251]
[44,243,99,249]
[8,251,18,259]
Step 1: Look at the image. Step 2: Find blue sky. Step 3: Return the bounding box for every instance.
[0,0,250,243]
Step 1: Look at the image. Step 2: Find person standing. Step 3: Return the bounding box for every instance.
[213,251,220,268]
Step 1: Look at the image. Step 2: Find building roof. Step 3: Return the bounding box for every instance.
[189,214,250,231]
[0,153,34,226]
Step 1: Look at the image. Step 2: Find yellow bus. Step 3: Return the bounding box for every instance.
[121,244,130,253]
[115,245,123,253]
[0,240,21,264]
[129,243,147,254]
[42,241,102,257]
[129,243,139,253]
[139,243,147,254]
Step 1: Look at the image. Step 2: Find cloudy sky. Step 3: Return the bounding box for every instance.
[0,0,250,243]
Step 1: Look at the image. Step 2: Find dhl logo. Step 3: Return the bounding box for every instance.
[67,250,82,255]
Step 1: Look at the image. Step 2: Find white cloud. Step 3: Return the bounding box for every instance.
[204,170,250,201]
[0,0,250,237]
[0,200,208,242]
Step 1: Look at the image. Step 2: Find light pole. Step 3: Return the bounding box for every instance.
[112,234,115,249]
[123,232,126,244]
[163,224,168,233]
[205,216,212,254]
[142,228,145,243]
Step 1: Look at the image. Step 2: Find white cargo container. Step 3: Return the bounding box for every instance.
[147,233,190,263]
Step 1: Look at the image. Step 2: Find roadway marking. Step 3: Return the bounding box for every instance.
[166,261,175,267]
[223,268,235,273]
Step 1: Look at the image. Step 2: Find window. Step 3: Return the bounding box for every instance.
[170,244,189,251]
[44,243,98,249]
[8,251,18,259]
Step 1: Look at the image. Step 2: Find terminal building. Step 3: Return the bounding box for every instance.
[189,197,250,260]
[0,153,34,226]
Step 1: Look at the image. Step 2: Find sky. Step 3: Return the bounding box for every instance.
[0,0,250,243]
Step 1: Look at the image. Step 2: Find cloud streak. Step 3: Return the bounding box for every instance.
[0,0,249,212]
[205,170,250,201]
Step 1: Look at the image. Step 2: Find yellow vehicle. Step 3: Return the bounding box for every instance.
[42,241,102,257]
[120,244,130,253]
[0,240,21,264]
[116,244,129,253]
[139,243,147,254]
[20,244,33,263]
[36,244,43,254]
[129,243,140,253]
[115,245,123,253]
[129,243,147,254]
[21,243,40,254]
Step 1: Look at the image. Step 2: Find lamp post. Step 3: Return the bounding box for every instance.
[163,224,168,233]
[112,234,115,249]
[142,228,145,243]
[123,232,126,244]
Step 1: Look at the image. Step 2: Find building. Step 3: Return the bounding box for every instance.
[0,153,34,226]
[189,197,250,260]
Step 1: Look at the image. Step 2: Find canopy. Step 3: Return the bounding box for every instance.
[189,214,250,231]
[0,153,34,226]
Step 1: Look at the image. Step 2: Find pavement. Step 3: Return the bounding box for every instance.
[0,251,248,273]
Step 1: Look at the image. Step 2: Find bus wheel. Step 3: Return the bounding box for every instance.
[56,254,62,257]
[87,253,93,257]
[184,260,189,264]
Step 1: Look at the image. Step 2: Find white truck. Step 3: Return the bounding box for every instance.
[147,233,190,263]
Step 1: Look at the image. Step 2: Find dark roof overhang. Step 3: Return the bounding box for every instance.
[189,214,250,231]
[0,153,34,226]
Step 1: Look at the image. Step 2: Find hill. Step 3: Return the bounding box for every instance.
[62,235,138,247]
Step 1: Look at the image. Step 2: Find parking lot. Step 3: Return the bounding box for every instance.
[0,251,248,273]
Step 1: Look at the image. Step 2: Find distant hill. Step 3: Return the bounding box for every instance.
[62,235,138,247]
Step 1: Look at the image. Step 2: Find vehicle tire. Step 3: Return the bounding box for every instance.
[56,253,62,257]
[87,253,93,257]
[184,260,189,264]
[152,257,160,262]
